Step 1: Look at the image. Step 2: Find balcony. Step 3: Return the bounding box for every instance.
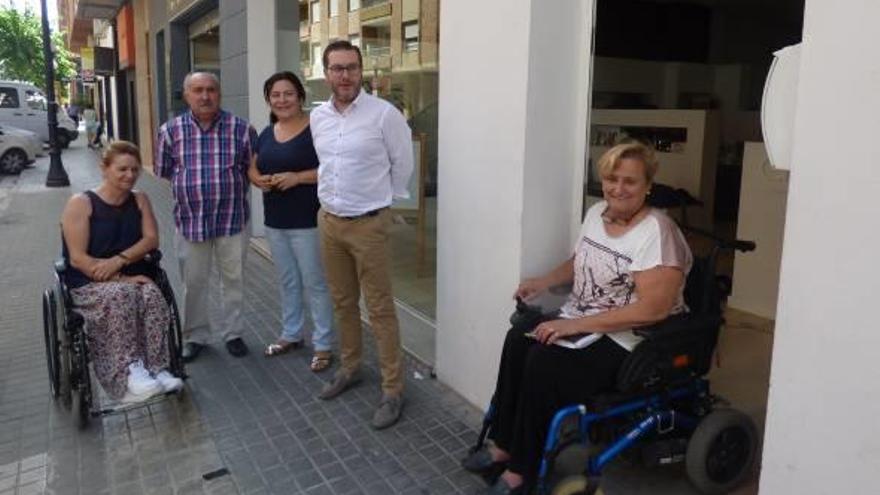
[361,1,391,22]
[362,0,390,8]
[363,45,392,71]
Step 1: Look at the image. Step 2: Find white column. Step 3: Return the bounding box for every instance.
[435,0,594,407]
[759,0,880,492]
[245,0,277,236]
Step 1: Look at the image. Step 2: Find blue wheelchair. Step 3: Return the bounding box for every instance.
[42,250,186,428]
[467,188,760,495]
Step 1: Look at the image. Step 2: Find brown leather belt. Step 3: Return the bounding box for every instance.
[330,207,387,220]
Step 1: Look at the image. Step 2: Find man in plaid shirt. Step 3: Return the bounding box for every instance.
[155,72,257,361]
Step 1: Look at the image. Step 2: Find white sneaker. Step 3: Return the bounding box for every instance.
[126,361,163,397]
[155,370,184,393]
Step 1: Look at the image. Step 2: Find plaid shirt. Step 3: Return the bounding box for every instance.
[155,110,257,242]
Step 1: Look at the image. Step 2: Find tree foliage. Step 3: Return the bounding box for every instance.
[0,8,76,95]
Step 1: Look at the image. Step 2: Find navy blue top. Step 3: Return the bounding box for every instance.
[62,191,152,288]
[255,124,321,229]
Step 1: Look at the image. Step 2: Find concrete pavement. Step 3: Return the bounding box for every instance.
[0,136,756,494]
[0,138,486,495]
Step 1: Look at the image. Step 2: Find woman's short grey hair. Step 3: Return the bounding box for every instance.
[183,72,220,91]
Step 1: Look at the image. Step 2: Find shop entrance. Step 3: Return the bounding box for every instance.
[586,0,805,491]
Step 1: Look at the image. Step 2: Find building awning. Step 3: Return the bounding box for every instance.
[74,0,124,20]
[66,0,123,52]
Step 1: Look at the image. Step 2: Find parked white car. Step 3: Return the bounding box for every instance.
[0,124,43,157]
[0,124,38,174]
[0,80,79,148]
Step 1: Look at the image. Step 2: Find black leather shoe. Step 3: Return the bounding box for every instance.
[462,446,507,484]
[485,477,523,495]
[181,342,205,363]
[225,338,249,357]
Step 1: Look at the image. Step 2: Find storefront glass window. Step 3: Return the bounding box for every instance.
[301,0,439,362]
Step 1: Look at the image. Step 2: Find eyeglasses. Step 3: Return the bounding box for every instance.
[327,64,361,76]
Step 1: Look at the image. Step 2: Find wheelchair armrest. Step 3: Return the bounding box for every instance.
[54,258,68,274]
[509,297,556,332]
[633,312,721,341]
[616,312,724,391]
[142,250,162,265]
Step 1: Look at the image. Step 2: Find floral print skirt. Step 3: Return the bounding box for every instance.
[70,281,171,399]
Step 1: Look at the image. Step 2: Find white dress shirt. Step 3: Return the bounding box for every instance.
[311,90,414,217]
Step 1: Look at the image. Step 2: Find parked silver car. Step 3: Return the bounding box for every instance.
[0,124,39,174]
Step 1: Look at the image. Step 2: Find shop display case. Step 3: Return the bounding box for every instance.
[586,109,720,225]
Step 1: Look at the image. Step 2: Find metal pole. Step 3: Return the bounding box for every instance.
[41,0,70,187]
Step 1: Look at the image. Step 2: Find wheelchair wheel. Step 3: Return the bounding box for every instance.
[167,291,185,378]
[69,331,92,429]
[57,319,73,411]
[685,408,758,494]
[42,289,60,399]
[551,475,602,495]
[71,387,89,429]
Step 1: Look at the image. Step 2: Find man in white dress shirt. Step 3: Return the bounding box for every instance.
[310,40,414,429]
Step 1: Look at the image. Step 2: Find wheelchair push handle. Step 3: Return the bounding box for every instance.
[682,225,756,253]
[727,239,756,253]
[712,236,755,253]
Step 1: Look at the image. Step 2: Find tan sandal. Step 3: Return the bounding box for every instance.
[264,339,303,357]
[310,352,333,372]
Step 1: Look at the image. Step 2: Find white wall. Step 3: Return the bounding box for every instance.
[435,0,592,407]
[729,142,788,319]
[759,0,880,492]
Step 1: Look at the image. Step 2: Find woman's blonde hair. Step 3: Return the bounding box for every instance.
[101,140,142,168]
[596,141,659,183]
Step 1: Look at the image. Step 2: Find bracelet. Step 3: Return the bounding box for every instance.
[116,253,130,265]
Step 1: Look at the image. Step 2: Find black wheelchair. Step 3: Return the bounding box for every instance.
[42,250,186,428]
[467,189,760,495]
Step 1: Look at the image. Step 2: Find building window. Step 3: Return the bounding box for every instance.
[330,0,339,17]
[311,1,321,23]
[294,0,440,366]
[403,21,419,52]
[312,44,323,73]
[25,90,47,111]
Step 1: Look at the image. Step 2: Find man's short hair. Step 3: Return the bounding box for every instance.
[322,40,363,71]
[183,72,221,92]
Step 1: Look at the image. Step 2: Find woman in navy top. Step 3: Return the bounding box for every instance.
[60,141,183,402]
[248,71,335,371]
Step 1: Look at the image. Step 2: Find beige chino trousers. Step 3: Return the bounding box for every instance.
[318,209,404,397]
[175,228,249,345]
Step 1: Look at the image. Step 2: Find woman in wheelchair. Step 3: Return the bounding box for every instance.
[463,142,693,494]
[60,141,183,403]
